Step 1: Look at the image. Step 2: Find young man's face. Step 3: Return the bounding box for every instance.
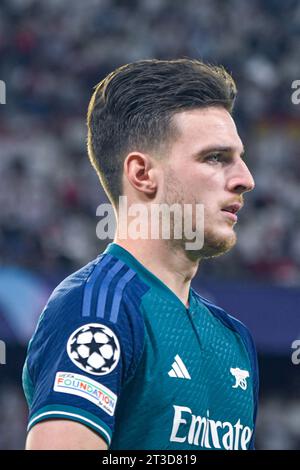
[160,106,255,258]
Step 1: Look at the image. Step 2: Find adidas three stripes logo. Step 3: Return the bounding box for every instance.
[81,254,136,323]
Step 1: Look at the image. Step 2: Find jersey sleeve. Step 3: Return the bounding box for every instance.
[22,266,146,447]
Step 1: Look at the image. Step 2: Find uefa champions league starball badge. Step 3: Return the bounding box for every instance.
[67,323,120,376]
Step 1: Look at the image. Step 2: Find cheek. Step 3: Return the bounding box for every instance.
[187,166,224,193]
[164,165,224,207]
[186,178,219,206]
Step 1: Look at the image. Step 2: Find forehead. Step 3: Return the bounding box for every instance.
[170,107,243,155]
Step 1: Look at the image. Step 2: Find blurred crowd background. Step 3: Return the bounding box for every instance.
[0,0,300,449]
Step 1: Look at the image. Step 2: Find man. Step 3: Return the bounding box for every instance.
[23,59,258,450]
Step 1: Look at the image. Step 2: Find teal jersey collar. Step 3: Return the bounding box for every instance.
[104,243,196,310]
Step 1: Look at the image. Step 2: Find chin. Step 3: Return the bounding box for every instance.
[182,228,236,261]
[200,228,237,259]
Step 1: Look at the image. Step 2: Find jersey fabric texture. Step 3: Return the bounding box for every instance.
[23,243,259,450]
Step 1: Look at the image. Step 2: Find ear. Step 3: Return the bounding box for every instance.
[123,152,157,197]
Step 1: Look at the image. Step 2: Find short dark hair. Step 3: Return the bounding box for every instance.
[87,58,237,206]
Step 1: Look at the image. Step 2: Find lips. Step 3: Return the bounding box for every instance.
[221,203,242,222]
[221,203,242,215]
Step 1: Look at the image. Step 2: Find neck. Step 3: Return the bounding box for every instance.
[113,237,200,307]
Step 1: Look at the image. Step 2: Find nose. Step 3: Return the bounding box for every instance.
[227,159,255,195]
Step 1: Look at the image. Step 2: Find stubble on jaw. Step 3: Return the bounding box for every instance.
[161,167,237,261]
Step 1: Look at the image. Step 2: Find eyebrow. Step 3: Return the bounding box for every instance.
[193,146,245,159]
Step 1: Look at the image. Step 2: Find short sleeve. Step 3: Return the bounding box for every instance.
[23,262,146,447]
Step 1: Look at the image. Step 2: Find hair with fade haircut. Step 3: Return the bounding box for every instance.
[87,58,237,207]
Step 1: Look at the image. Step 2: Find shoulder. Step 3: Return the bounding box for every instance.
[27,253,151,383]
[192,289,255,345]
[40,253,150,328]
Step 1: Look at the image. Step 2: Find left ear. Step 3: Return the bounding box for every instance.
[123,152,158,197]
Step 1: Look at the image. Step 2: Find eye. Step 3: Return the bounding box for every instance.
[205,153,224,164]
